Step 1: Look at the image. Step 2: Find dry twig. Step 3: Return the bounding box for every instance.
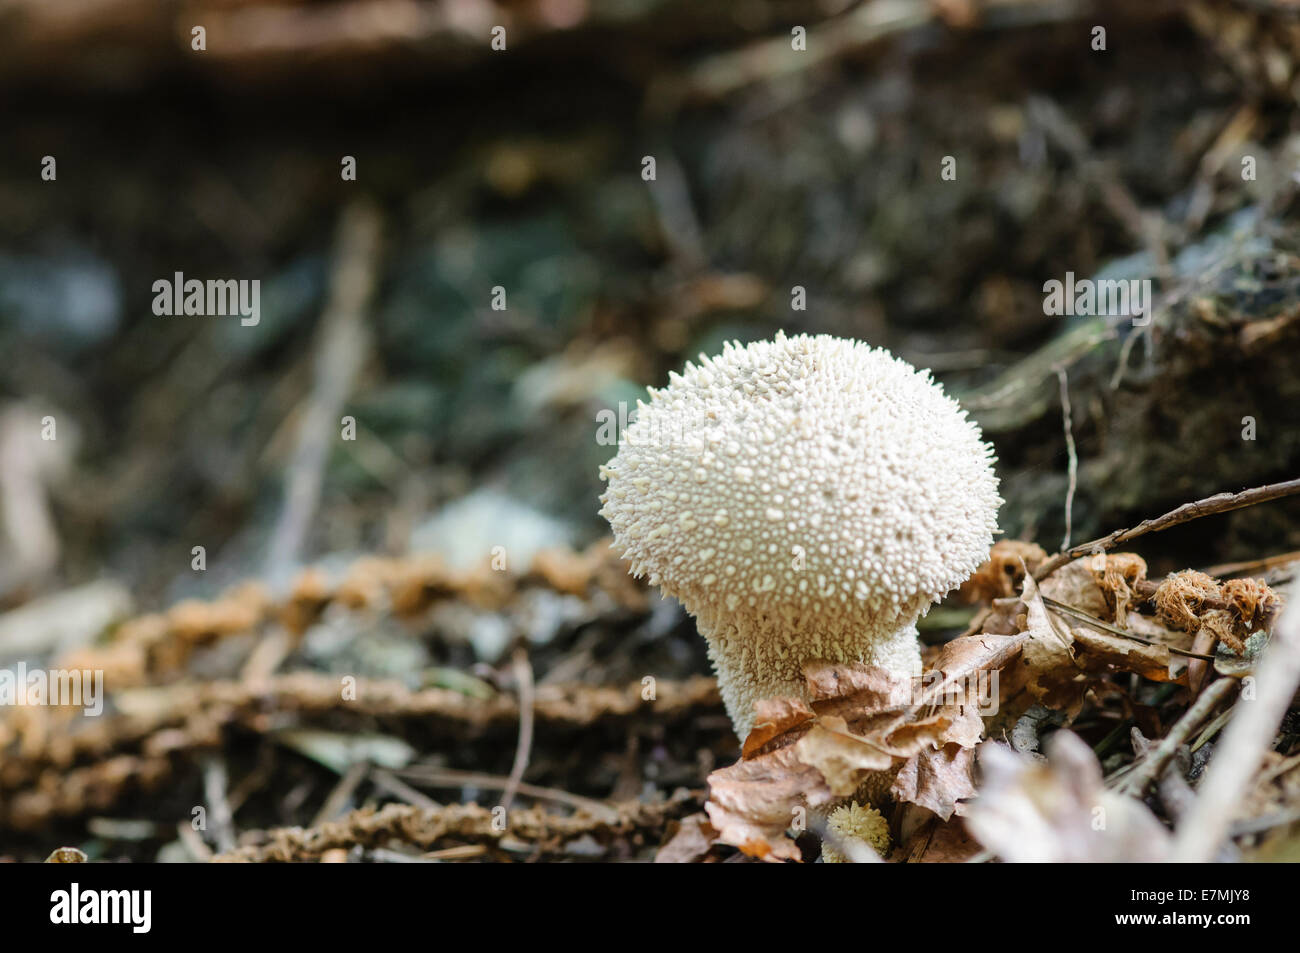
[266,200,383,581]
[394,767,618,821]
[212,797,698,863]
[499,648,536,815]
[1112,677,1237,797]
[1054,366,1077,551]
[1035,478,1300,580]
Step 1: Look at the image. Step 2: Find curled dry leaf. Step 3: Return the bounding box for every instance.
[1070,627,1178,683]
[800,660,913,717]
[705,650,1007,860]
[928,630,1026,687]
[965,731,1171,862]
[704,745,833,862]
[905,815,983,863]
[1018,571,1084,712]
[794,715,897,796]
[655,813,723,864]
[742,697,815,759]
[1037,556,1110,618]
[890,743,977,820]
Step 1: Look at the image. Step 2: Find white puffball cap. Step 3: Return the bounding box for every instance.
[599,331,1001,642]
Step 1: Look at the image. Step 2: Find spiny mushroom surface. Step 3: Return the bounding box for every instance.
[599,331,1000,739]
[821,801,892,861]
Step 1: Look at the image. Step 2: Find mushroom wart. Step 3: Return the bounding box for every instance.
[599,332,1001,739]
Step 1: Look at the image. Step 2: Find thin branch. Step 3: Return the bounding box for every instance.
[393,767,618,822]
[202,757,238,854]
[674,0,932,104]
[370,768,442,811]
[176,821,213,863]
[265,200,383,582]
[1190,706,1234,753]
[1054,365,1077,551]
[499,648,536,816]
[1228,808,1300,839]
[644,144,707,269]
[1042,596,1218,662]
[310,761,370,828]
[1201,549,1300,579]
[1113,677,1236,797]
[1035,477,1300,580]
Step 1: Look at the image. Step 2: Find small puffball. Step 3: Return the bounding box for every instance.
[821,801,892,862]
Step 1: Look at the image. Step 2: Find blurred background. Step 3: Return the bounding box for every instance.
[2,0,1299,860]
[3,0,1300,607]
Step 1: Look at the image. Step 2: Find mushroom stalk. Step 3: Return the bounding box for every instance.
[704,619,921,740]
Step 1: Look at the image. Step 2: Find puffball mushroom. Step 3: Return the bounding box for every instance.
[821,802,891,861]
[599,331,1000,740]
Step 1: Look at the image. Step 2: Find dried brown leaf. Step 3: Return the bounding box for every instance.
[928,631,1027,691]
[970,597,1023,637]
[890,743,977,821]
[698,603,1057,860]
[920,630,1025,726]
[802,660,911,715]
[702,642,1020,856]
[704,746,832,862]
[742,697,815,759]
[1071,626,1179,683]
[1038,556,1110,618]
[895,708,986,749]
[906,816,983,863]
[1019,571,1083,709]
[794,716,897,796]
[655,813,722,863]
